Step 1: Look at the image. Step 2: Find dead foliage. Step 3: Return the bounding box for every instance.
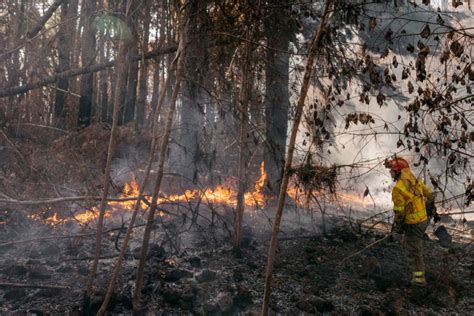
[290,161,337,195]
[0,124,153,202]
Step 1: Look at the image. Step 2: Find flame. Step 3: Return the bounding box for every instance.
[34,164,269,226]
[32,161,374,227]
[244,161,267,207]
[45,213,61,225]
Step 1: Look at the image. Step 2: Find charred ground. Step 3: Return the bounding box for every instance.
[1,212,474,315]
[1,125,473,315]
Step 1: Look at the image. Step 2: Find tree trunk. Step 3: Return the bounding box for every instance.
[261,1,333,315]
[263,0,291,195]
[85,12,131,297]
[234,40,252,250]
[0,40,230,99]
[123,27,139,124]
[77,0,97,127]
[123,57,138,124]
[97,35,179,316]
[117,57,130,125]
[99,38,109,123]
[132,16,187,313]
[148,2,166,128]
[178,0,207,185]
[135,11,151,130]
[148,57,161,127]
[53,1,72,128]
[7,0,26,121]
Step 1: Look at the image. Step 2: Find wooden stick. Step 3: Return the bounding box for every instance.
[0,195,150,205]
[261,1,333,315]
[25,0,66,39]
[0,282,70,290]
[0,39,229,98]
[337,233,392,268]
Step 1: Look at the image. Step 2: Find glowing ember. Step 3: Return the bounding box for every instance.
[45,213,61,225]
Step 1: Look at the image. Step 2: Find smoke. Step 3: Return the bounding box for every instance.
[291,1,473,220]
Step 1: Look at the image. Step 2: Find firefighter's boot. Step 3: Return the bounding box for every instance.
[411,271,426,287]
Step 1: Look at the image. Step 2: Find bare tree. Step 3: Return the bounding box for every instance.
[135,8,151,130]
[177,0,208,185]
[85,2,132,297]
[77,0,97,127]
[132,6,188,311]
[53,0,75,128]
[261,1,333,314]
[234,39,253,250]
[264,0,291,195]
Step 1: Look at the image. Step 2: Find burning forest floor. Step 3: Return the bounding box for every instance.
[1,125,473,315]
[1,210,474,315]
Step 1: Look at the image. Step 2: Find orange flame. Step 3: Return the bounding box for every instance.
[33,162,374,226]
[36,163,269,226]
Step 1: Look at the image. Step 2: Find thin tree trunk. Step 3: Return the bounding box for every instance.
[7,0,26,121]
[77,0,97,127]
[0,40,231,98]
[234,40,252,250]
[97,39,179,316]
[132,21,187,313]
[53,1,72,128]
[148,57,161,126]
[261,1,333,315]
[85,16,131,297]
[26,0,65,39]
[135,11,151,130]
[99,37,109,123]
[117,59,130,125]
[0,0,65,63]
[123,19,139,125]
[148,4,166,127]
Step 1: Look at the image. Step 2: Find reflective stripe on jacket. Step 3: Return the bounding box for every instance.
[392,168,433,224]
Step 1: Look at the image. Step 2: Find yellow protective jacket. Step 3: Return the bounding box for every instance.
[392,168,434,224]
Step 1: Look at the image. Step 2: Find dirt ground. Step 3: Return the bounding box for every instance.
[1,213,473,315]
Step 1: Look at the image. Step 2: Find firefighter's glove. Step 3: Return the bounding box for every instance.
[426,200,436,218]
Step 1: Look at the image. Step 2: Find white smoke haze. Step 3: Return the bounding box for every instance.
[286,0,473,224]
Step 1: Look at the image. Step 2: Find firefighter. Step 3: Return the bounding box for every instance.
[386,156,435,286]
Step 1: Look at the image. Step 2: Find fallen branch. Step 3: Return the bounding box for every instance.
[26,0,65,39]
[0,130,28,165]
[0,195,150,205]
[337,233,393,268]
[0,281,70,290]
[278,235,320,242]
[0,38,230,98]
[439,211,474,216]
[65,254,122,261]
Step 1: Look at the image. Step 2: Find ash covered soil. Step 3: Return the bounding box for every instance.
[1,215,474,315]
